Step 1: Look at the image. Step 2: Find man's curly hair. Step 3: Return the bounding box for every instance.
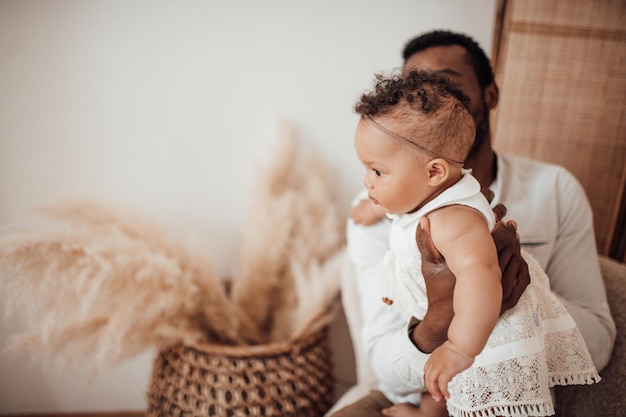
[355,70,474,164]
[402,30,494,88]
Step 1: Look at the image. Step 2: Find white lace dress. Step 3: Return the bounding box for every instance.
[384,173,600,417]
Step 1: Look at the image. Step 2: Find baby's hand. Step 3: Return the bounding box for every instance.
[350,199,386,225]
[424,341,474,402]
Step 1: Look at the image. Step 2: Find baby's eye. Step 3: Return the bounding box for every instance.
[373,169,382,177]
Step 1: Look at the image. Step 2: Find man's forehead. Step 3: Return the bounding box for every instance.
[404,44,473,72]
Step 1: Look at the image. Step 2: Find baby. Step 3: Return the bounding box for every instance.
[348,70,599,417]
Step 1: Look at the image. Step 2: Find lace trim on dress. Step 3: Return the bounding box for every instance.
[447,402,554,417]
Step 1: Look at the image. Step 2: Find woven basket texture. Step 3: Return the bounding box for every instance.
[146,327,334,417]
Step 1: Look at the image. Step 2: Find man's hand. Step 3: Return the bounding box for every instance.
[482,188,507,221]
[481,188,530,312]
[412,213,531,352]
[411,216,455,353]
[492,220,530,314]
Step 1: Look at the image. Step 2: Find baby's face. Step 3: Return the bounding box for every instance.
[354,118,432,215]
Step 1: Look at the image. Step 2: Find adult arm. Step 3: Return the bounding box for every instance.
[347,213,430,402]
[546,170,616,370]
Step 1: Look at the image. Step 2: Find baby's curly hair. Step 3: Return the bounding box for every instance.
[355,70,475,164]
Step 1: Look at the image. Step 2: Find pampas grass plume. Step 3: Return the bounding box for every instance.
[230,118,345,343]
[0,201,240,371]
[0,118,346,372]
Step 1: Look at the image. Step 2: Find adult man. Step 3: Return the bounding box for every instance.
[332,30,616,416]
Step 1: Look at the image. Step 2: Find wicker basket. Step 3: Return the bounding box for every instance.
[146,327,334,417]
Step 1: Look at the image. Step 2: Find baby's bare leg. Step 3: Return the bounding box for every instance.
[381,393,447,417]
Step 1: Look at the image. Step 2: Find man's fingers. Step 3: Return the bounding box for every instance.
[496,237,514,264]
[480,186,507,221]
[511,258,531,304]
[500,260,523,314]
[492,203,507,222]
[416,215,456,352]
[481,188,495,203]
[493,222,520,258]
[491,219,530,314]
[417,216,443,264]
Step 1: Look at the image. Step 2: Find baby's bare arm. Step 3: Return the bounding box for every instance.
[413,216,528,355]
[430,206,502,357]
[423,206,502,400]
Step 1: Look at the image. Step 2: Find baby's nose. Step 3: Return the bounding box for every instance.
[363,174,372,189]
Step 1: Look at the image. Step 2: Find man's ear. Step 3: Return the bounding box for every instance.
[427,159,449,186]
[484,82,499,109]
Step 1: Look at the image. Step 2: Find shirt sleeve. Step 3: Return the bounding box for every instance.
[546,168,616,371]
[495,155,616,372]
[346,195,428,403]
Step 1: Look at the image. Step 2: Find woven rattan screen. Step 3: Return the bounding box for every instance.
[491,0,626,259]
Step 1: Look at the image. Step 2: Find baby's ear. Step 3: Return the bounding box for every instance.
[427,158,450,186]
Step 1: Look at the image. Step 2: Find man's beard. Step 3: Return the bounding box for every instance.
[467,105,490,160]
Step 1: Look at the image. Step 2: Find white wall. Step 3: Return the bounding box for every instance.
[0,0,496,413]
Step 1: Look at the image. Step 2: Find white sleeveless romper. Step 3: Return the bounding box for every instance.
[384,173,600,417]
